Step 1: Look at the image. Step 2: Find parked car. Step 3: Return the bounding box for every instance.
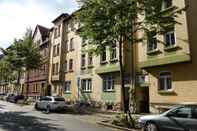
[138,103,197,131]
[6,94,24,103]
[35,96,67,113]
[6,94,15,102]
[0,93,6,100]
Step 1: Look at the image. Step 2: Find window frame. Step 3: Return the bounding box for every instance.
[164,30,176,48]
[103,75,115,92]
[159,71,172,91]
[88,53,93,66]
[69,59,73,71]
[110,44,117,61]
[100,47,107,64]
[81,79,92,92]
[64,81,71,93]
[81,54,86,69]
[147,31,158,52]
[70,38,74,51]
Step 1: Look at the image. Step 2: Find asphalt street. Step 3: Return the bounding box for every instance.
[0,101,120,131]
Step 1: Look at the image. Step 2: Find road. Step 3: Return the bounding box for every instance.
[0,101,120,131]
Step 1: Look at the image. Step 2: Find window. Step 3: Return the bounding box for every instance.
[53,45,56,57]
[70,20,75,31]
[81,79,92,92]
[171,107,192,118]
[54,28,58,38]
[159,72,172,91]
[58,25,61,37]
[65,40,68,52]
[163,0,172,9]
[110,44,117,60]
[64,60,67,72]
[64,81,71,93]
[103,76,115,92]
[88,53,93,66]
[56,44,60,56]
[147,31,157,51]
[70,38,74,51]
[52,64,55,75]
[164,30,175,47]
[81,54,86,68]
[69,59,73,71]
[101,47,107,63]
[55,63,59,75]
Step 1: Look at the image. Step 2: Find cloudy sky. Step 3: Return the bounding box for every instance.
[0,0,78,49]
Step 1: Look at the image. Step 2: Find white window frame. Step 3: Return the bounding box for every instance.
[110,45,117,60]
[81,79,92,92]
[159,71,172,91]
[65,81,71,93]
[164,30,176,47]
[103,76,115,92]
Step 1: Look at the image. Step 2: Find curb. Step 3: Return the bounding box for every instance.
[97,121,138,131]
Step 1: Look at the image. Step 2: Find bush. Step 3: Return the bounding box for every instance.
[112,113,138,128]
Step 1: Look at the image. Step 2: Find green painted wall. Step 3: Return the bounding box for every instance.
[101,92,116,103]
[139,54,191,68]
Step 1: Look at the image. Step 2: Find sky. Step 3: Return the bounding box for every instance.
[0,0,79,49]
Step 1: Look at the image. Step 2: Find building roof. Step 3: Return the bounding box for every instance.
[52,13,69,23]
[33,25,50,42]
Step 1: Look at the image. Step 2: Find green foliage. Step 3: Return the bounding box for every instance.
[0,28,42,85]
[77,0,185,50]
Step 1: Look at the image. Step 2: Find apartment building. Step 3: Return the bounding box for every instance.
[138,0,197,113]
[48,13,69,96]
[26,25,50,99]
[48,12,149,112]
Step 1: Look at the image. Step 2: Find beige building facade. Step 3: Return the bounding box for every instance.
[138,0,197,113]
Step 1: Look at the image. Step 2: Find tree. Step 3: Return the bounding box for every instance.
[0,29,42,99]
[77,0,185,114]
[20,29,42,99]
[0,40,25,94]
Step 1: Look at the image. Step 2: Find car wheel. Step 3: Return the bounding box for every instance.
[46,105,50,114]
[144,122,159,131]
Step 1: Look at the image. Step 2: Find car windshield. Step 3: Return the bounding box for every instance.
[54,97,65,101]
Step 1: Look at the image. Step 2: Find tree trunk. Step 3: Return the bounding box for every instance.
[26,70,30,100]
[16,70,21,95]
[119,37,127,113]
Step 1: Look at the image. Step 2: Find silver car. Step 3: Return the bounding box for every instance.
[35,96,67,113]
[139,104,197,131]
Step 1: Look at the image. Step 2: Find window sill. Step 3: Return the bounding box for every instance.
[81,67,86,70]
[103,90,115,93]
[88,65,94,68]
[158,90,176,95]
[100,61,108,65]
[64,92,71,94]
[164,45,180,52]
[82,91,92,93]
[69,70,74,73]
[69,49,75,52]
[147,49,161,55]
